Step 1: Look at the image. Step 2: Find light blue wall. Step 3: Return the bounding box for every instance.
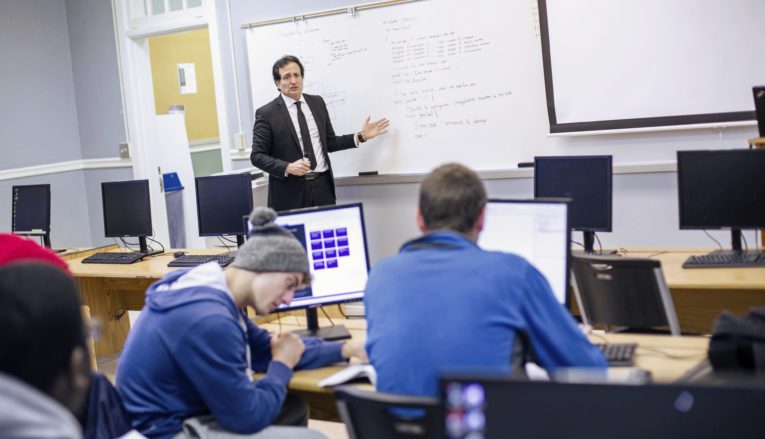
[0,0,128,248]
[0,0,82,170]
[0,172,92,248]
[66,0,126,159]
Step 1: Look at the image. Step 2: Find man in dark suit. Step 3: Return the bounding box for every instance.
[251,55,390,212]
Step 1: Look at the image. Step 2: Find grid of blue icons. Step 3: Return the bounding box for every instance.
[309,227,350,270]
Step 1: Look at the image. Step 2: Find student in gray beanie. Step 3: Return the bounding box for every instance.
[117,207,367,439]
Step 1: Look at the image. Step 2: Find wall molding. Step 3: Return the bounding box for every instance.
[0,157,132,182]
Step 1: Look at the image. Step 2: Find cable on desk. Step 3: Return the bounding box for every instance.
[571,240,584,249]
[320,306,336,327]
[146,236,165,256]
[703,230,723,250]
[217,236,234,251]
[594,232,603,254]
[636,345,708,360]
[219,235,238,244]
[742,232,749,252]
[645,251,668,259]
[337,304,347,319]
[119,237,138,251]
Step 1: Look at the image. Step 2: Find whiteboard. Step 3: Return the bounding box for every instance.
[245,0,548,177]
[542,0,765,133]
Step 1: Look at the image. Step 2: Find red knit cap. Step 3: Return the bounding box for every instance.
[0,233,70,274]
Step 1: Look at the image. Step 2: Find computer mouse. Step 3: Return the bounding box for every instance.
[173,251,186,258]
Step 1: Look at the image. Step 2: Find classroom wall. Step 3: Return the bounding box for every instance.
[0,0,82,170]
[0,172,93,248]
[215,0,759,264]
[0,0,128,248]
[1,1,758,255]
[66,0,126,159]
[334,171,758,264]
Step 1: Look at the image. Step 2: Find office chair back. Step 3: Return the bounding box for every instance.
[570,255,680,335]
[334,386,440,439]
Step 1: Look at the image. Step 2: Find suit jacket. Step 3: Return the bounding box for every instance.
[250,94,356,211]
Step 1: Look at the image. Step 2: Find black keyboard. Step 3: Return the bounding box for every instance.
[683,252,765,268]
[596,343,637,367]
[167,253,235,268]
[81,252,146,264]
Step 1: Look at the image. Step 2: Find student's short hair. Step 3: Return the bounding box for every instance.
[0,263,86,394]
[419,163,487,234]
[272,55,305,82]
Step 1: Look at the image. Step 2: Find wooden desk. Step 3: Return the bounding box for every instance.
[67,250,342,358]
[258,317,709,421]
[68,251,182,358]
[626,249,765,334]
[69,246,760,356]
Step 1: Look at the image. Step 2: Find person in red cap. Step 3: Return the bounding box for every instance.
[0,233,70,273]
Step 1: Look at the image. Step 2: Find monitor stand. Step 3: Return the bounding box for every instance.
[580,231,616,255]
[707,229,763,256]
[138,236,162,256]
[292,307,352,341]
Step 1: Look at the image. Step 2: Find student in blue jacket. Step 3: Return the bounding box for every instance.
[117,207,366,439]
[365,163,607,398]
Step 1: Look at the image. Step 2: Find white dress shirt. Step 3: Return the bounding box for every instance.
[281,94,329,173]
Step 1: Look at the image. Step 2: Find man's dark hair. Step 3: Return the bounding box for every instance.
[0,263,86,394]
[419,163,487,234]
[272,55,305,82]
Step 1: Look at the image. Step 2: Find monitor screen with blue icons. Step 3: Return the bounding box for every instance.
[246,202,370,311]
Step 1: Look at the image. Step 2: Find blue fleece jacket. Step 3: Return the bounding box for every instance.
[365,232,607,397]
[116,263,344,439]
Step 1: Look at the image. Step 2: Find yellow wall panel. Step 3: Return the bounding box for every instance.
[149,28,219,142]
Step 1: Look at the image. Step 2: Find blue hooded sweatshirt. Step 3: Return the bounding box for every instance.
[116,263,344,438]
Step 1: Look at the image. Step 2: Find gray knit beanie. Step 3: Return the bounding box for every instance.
[231,207,310,282]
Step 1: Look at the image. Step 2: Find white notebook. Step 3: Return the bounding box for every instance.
[318,364,377,388]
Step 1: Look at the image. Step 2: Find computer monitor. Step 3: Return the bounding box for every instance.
[754,86,765,137]
[246,203,371,340]
[534,155,612,253]
[440,376,765,439]
[195,173,253,247]
[478,199,570,305]
[677,149,765,252]
[11,184,52,247]
[101,179,154,254]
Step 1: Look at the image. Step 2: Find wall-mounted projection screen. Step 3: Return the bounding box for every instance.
[539,0,765,133]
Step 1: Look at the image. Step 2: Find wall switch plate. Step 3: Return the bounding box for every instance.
[119,142,130,159]
[234,132,246,151]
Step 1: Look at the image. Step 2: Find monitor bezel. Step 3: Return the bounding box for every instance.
[101,179,153,238]
[258,202,371,312]
[11,184,51,235]
[677,149,765,230]
[195,172,253,237]
[533,155,613,233]
[484,198,572,307]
